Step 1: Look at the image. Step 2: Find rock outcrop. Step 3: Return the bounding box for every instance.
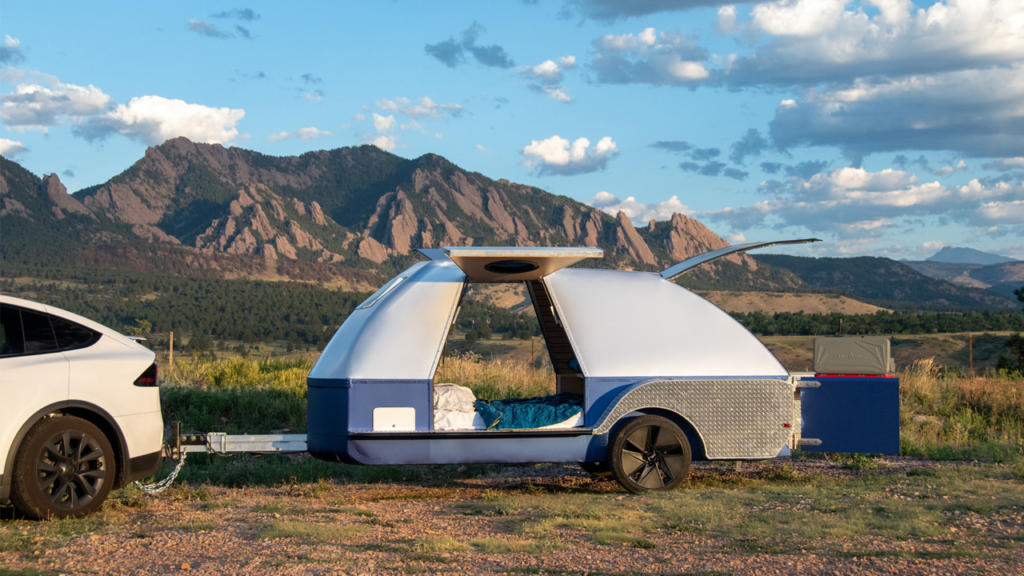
[40,174,95,220]
[611,211,657,265]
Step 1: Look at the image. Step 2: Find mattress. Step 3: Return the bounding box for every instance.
[434,409,583,431]
[433,383,584,431]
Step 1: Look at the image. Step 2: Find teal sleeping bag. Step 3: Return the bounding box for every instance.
[474,393,583,430]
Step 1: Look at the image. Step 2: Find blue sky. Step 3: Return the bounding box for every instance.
[2,0,1023,259]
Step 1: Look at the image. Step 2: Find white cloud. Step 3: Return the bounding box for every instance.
[0,70,244,146]
[956,179,1024,202]
[0,35,25,64]
[935,160,968,176]
[838,218,894,234]
[78,95,244,145]
[726,232,747,243]
[589,191,692,224]
[920,240,948,252]
[521,55,576,84]
[566,0,738,22]
[529,60,562,81]
[0,138,27,157]
[704,165,1024,239]
[476,144,486,151]
[352,113,365,122]
[0,71,112,132]
[977,200,1024,224]
[592,27,710,86]
[372,113,396,132]
[400,120,422,131]
[520,56,577,102]
[302,92,323,102]
[752,0,847,37]
[769,64,1024,160]
[729,0,1024,86]
[714,5,737,34]
[530,85,572,102]
[267,127,332,142]
[521,135,619,176]
[984,157,1024,170]
[369,135,396,151]
[376,97,463,119]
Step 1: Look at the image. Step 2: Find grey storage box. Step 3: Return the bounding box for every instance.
[813,337,894,375]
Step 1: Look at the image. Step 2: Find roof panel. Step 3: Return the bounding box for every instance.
[443,246,603,282]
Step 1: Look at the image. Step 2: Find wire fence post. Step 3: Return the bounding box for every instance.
[969,333,973,378]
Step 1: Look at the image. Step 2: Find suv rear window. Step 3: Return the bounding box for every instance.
[0,305,25,357]
[52,316,101,351]
[21,309,59,354]
[0,304,101,357]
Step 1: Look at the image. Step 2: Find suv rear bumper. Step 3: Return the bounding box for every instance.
[125,450,163,483]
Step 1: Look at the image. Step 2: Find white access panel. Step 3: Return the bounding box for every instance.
[373,407,417,431]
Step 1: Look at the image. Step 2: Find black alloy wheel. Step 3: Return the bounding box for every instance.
[609,415,691,493]
[11,416,116,519]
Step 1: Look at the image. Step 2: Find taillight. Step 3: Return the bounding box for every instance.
[134,362,158,387]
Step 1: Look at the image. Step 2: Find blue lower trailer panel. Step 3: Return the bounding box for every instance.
[800,376,900,454]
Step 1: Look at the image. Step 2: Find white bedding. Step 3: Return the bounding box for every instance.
[432,383,584,431]
[433,409,584,430]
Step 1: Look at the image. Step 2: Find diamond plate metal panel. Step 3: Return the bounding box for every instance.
[593,379,794,459]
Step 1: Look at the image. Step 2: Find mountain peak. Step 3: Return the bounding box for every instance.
[926,246,1018,265]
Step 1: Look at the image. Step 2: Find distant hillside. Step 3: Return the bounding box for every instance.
[699,291,887,315]
[0,139,805,293]
[903,260,1024,301]
[754,254,1017,311]
[926,246,1018,265]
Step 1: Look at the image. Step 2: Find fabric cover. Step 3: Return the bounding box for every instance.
[474,393,583,430]
[433,383,477,412]
[434,409,487,430]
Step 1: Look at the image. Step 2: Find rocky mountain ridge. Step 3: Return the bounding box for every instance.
[1,138,791,291]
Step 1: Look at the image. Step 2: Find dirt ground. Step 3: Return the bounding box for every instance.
[3,457,1022,575]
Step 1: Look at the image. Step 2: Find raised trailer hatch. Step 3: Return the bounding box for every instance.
[443,246,604,282]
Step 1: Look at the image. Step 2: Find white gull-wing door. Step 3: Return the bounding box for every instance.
[544,268,788,379]
[309,259,465,381]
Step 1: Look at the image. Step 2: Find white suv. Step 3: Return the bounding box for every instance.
[1,295,164,519]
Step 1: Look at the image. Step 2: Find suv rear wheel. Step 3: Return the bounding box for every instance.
[10,416,116,519]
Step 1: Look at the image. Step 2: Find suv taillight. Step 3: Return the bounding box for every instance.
[134,362,158,387]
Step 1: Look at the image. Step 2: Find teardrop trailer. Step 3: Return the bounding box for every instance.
[301,242,901,493]
[2,241,900,519]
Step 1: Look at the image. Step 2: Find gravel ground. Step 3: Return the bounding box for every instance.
[2,457,1022,575]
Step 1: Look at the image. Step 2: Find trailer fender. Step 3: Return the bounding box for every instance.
[590,378,793,460]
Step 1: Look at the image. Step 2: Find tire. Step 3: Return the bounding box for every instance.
[609,415,691,493]
[579,461,612,478]
[10,416,116,520]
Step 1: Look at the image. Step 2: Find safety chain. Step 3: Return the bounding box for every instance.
[134,451,187,494]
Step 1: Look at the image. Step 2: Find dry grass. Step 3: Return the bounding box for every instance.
[900,358,1024,461]
[434,352,554,400]
[163,355,314,395]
